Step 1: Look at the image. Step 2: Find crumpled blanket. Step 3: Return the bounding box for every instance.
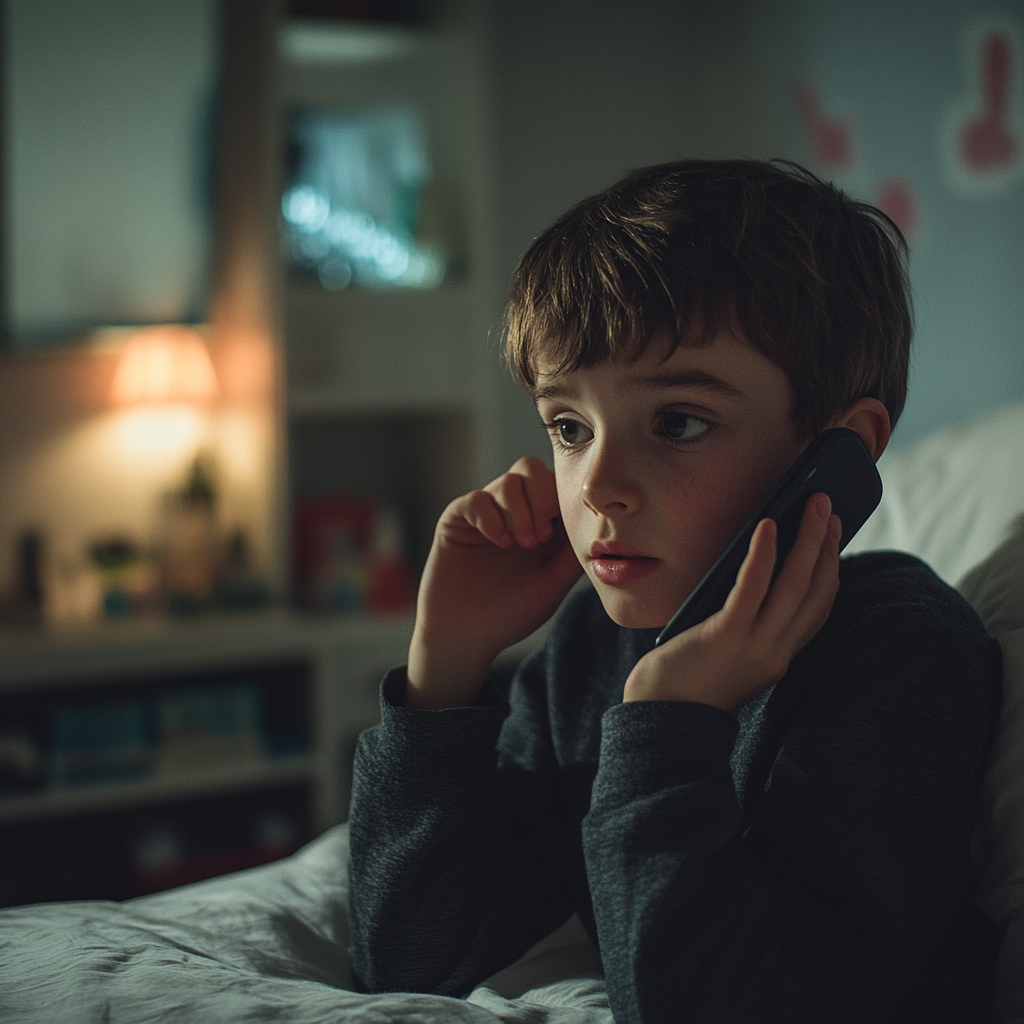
[0,823,610,1024]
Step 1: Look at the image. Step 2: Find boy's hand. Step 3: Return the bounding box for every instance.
[407,457,583,709]
[623,493,842,710]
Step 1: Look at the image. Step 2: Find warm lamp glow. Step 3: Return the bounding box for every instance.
[110,325,219,405]
[112,403,207,456]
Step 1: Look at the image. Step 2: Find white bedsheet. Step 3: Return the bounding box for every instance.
[0,823,611,1024]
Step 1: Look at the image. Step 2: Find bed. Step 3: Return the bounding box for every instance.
[1,402,1022,1024]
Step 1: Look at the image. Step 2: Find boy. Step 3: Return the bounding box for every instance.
[347,160,1001,1022]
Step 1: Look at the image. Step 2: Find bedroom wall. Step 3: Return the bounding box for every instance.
[2,0,1021,595]
[479,0,1024,480]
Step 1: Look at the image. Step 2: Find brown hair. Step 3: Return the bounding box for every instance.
[504,159,912,437]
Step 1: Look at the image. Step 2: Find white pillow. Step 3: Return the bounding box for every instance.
[846,402,1024,586]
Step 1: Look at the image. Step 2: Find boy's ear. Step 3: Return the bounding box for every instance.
[832,398,891,462]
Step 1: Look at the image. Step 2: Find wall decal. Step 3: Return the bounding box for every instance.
[795,83,854,170]
[794,84,918,238]
[874,178,917,240]
[959,32,1017,170]
[943,17,1023,195]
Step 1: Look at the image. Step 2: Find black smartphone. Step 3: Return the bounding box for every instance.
[655,427,882,646]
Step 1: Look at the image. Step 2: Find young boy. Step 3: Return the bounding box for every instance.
[347,160,1001,1022]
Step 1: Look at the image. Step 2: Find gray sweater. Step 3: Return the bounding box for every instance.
[348,552,1001,1023]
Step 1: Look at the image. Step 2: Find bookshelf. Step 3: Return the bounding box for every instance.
[0,610,415,905]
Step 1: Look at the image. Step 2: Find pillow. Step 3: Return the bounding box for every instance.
[846,402,1024,586]
[975,629,1024,1024]
[955,505,1024,1024]
[848,405,1024,1023]
[957,513,1024,638]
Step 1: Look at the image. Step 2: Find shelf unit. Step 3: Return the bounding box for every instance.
[0,610,415,906]
[277,7,498,573]
[0,611,417,826]
[0,753,315,826]
[285,282,480,413]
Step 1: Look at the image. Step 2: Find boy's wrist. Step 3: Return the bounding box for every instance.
[405,629,497,710]
[622,662,734,709]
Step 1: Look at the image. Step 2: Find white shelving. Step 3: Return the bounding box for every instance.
[285,283,479,413]
[0,608,417,902]
[0,753,316,826]
[0,611,416,834]
[279,19,424,67]
[277,7,496,517]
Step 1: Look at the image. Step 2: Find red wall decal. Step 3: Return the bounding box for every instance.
[795,84,854,169]
[958,32,1018,171]
[874,178,917,239]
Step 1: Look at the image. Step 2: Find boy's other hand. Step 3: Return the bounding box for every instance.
[623,493,842,710]
[407,457,583,710]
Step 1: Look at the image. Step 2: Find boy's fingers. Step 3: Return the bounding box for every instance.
[485,458,559,547]
[779,512,841,649]
[513,457,561,544]
[460,490,516,547]
[722,518,777,624]
[759,493,832,632]
[491,471,538,546]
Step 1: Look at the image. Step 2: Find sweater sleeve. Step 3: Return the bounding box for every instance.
[583,569,1001,1024]
[347,661,582,996]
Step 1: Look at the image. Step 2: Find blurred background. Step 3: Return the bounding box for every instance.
[0,0,1021,906]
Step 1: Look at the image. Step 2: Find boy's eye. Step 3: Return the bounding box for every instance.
[549,418,593,447]
[659,411,711,441]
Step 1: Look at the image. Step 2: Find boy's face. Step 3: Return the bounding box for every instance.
[534,332,809,629]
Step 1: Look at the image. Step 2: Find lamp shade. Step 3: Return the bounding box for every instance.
[110,326,219,405]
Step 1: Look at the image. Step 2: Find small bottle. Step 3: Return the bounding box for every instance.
[162,455,218,613]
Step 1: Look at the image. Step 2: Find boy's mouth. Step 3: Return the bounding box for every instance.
[588,542,659,586]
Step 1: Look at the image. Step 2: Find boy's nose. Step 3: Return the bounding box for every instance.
[580,443,642,516]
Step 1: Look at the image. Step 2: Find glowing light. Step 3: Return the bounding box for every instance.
[112,403,207,456]
[110,325,219,405]
[283,186,330,232]
[281,188,438,289]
